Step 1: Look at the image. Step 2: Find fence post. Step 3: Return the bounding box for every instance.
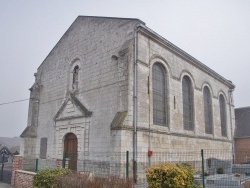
[62,151,66,168]
[201,149,205,188]
[126,151,129,178]
[35,159,38,172]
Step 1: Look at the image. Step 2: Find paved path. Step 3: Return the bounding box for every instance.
[0,183,11,188]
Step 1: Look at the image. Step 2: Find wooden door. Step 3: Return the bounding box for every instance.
[64,133,78,171]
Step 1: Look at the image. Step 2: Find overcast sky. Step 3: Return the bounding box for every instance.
[0,0,249,137]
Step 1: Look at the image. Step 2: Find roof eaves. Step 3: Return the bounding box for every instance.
[235,106,250,110]
[235,136,250,139]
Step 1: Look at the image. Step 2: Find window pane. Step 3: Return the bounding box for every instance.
[219,95,227,137]
[153,63,167,125]
[203,87,213,134]
[182,76,194,130]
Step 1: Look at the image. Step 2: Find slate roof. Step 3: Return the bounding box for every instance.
[20,125,37,138]
[110,111,127,129]
[235,106,250,138]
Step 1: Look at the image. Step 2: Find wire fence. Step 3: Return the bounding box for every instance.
[20,150,250,187]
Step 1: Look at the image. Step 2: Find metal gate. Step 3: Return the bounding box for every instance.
[0,147,12,184]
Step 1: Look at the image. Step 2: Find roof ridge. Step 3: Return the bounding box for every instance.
[235,106,250,110]
[77,15,145,25]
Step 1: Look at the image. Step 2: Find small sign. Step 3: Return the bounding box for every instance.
[148,150,153,157]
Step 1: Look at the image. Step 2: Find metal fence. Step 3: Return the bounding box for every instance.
[20,150,250,188]
[0,162,12,184]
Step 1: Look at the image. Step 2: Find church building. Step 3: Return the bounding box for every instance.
[20,16,235,172]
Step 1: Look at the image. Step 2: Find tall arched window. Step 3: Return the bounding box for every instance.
[72,65,79,90]
[182,76,194,130]
[152,63,167,125]
[203,86,213,134]
[219,94,227,137]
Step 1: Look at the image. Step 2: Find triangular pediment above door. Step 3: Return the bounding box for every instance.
[54,94,92,121]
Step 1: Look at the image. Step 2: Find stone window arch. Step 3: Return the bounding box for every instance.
[203,86,213,134]
[219,94,227,137]
[182,75,194,130]
[152,63,167,125]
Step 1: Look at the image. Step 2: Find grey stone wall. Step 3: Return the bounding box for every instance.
[118,32,234,153]
[21,17,141,158]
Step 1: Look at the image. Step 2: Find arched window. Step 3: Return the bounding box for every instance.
[72,65,79,90]
[219,95,227,137]
[182,76,194,130]
[203,86,213,134]
[152,63,167,125]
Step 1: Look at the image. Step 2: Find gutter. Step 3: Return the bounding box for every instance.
[133,24,140,183]
[228,88,235,163]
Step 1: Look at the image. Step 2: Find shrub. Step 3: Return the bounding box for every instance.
[33,168,72,188]
[204,171,210,176]
[193,183,203,188]
[216,167,224,174]
[146,163,194,188]
[54,173,133,188]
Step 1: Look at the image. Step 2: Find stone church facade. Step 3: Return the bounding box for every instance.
[20,16,235,170]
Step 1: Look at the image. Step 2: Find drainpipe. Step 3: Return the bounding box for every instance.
[133,25,140,183]
[228,88,235,163]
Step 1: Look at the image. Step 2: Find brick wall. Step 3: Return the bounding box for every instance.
[56,158,69,169]
[12,170,35,188]
[11,155,35,188]
[235,137,250,163]
[11,155,22,186]
[11,155,71,187]
[12,155,22,171]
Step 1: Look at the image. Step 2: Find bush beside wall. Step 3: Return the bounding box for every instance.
[146,163,196,188]
[33,168,72,188]
[54,173,133,188]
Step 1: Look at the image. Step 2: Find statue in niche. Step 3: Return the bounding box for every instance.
[72,65,79,91]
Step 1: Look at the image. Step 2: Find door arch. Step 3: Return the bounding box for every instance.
[64,133,78,171]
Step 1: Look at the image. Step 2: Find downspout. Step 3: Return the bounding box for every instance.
[148,39,152,167]
[133,25,140,183]
[228,88,235,163]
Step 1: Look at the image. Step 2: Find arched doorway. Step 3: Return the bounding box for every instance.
[64,133,78,171]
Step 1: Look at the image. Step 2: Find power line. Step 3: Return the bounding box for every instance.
[0,99,29,106]
[0,43,132,107]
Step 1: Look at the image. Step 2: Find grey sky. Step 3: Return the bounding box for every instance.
[0,0,249,137]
